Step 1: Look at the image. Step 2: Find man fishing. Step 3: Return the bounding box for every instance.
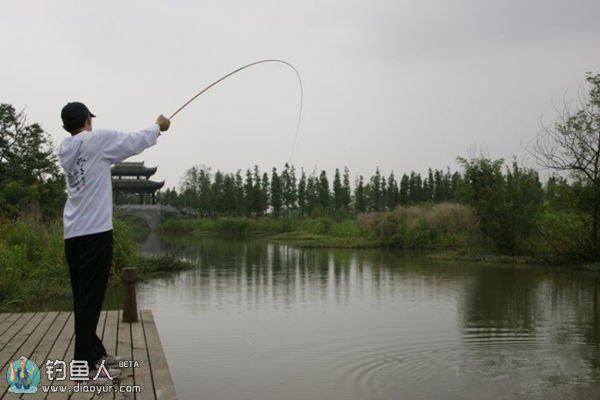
[58,102,170,381]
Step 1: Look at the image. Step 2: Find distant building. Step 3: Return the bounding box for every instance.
[111,162,164,205]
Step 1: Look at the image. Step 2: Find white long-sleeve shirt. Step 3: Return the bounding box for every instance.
[58,125,160,239]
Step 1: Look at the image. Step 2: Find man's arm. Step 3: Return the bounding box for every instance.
[100,115,170,164]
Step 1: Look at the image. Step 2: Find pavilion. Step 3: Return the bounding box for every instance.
[111,162,165,205]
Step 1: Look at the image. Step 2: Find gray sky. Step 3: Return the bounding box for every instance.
[2,0,600,187]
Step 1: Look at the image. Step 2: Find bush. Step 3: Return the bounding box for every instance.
[330,220,362,238]
[112,219,137,276]
[356,203,478,249]
[300,217,335,235]
[457,157,543,254]
[425,202,477,234]
[0,221,67,307]
[526,209,590,263]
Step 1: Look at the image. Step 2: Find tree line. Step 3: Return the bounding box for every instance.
[157,164,463,217]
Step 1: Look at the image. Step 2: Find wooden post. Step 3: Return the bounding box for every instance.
[122,267,139,322]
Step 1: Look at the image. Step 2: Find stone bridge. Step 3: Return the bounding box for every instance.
[115,204,177,231]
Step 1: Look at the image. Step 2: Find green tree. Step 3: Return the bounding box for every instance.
[305,173,318,215]
[533,73,600,257]
[282,163,297,212]
[433,169,445,202]
[354,175,366,213]
[298,170,307,215]
[253,166,266,215]
[505,161,543,249]
[423,168,434,202]
[342,167,352,210]
[544,175,572,210]
[450,171,462,201]
[368,167,382,211]
[333,168,343,211]
[180,165,214,213]
[271,167,283,216]
[381,177,387,210]
[386,171,399,209]
[318,170,330,211]
[212,171,226,215]
[261,172,270,215]
[399,174,409,205]
[223,173,237,215]
[234,170,245,215]
[198,167,213,215]
[0,104,65,218]
[457,157,542,254]
[244,169,254,215]
[408,172,422,203]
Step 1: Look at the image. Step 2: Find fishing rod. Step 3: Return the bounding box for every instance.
[169,59,303,162]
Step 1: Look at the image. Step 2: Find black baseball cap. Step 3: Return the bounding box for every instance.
[61,102,95,133]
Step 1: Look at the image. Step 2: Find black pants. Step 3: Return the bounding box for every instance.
[64,230,112,368]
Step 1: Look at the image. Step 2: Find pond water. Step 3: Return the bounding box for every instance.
[136,233,600,400]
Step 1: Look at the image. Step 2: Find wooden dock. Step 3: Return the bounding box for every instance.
[0,310,176,400]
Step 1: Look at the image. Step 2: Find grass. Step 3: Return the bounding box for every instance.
[161,216,292,235]
[135,254,195,278]
[118,215,151,242]
[575,262,600,272]
[162,215,377,247]
[159,206,477,250]
[428,249,540,265]
[0,217,195,311]
[269,231,378,248]
[0,219,72,310]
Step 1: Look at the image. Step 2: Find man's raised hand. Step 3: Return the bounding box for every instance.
[156,114,171,132]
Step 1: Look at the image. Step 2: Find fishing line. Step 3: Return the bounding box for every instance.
[169,59,303,162]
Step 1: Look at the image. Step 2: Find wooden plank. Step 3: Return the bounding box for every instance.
[0,313,44,370]
[94,311,119,400]
[140,310,176,400]
[77,311,107,400]
[114,311,135,400]
[0,313,13,328]
[45,316,76,400]
[0,312,55,398]
[130,316,154,400]
[16,312,69,400]
[26,312,73,400]
[0,313,21,337]
[0,313,35,351]
[70,311,108,400]
[97,311,108,341]
[102,311,119,361]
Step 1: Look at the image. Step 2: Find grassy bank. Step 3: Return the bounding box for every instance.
[161,215,375,247]
[161,203,478,250]
[0,218,194,311]
[160,202,597,267]
[161,216,293,236]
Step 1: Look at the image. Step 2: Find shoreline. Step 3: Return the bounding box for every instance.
[161,225,600,270]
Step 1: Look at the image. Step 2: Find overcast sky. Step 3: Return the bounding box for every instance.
[2,0,600,187]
